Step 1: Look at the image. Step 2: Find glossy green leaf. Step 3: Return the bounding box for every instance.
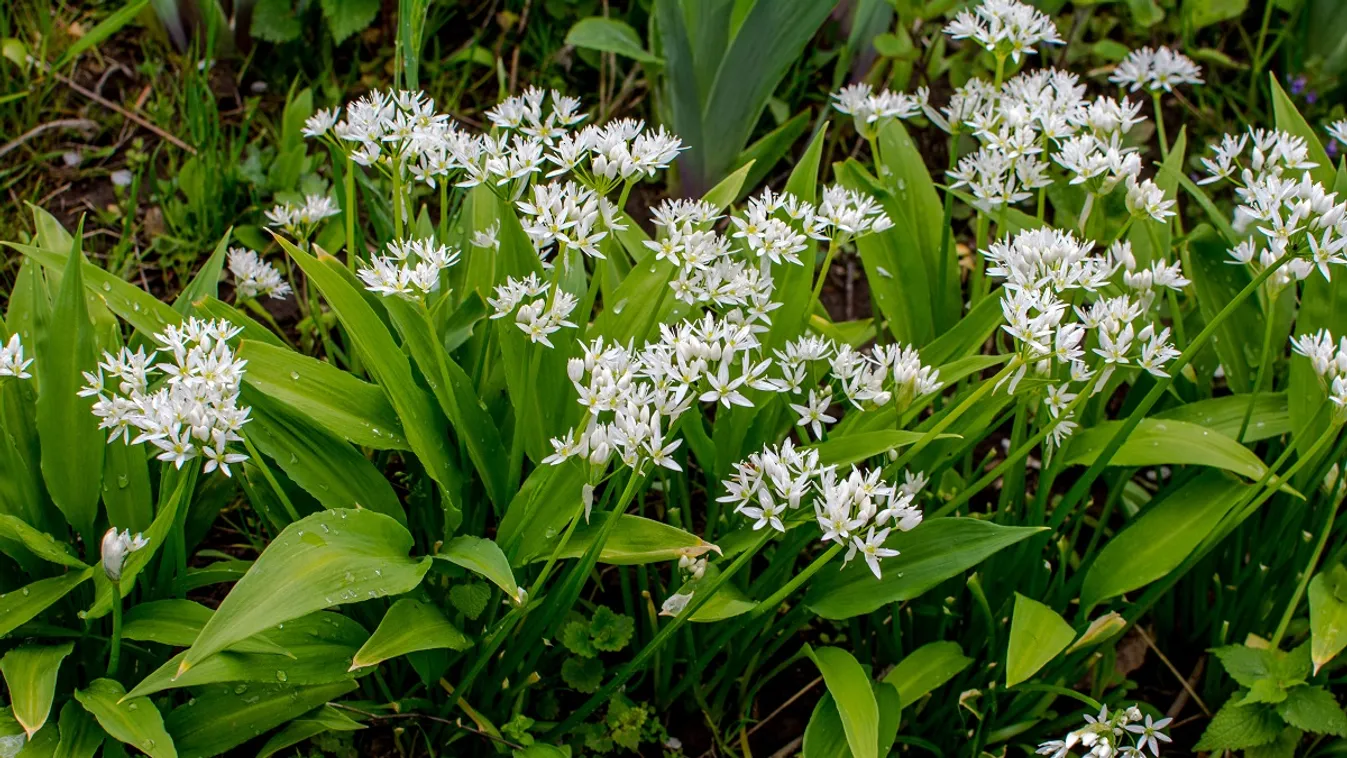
[34,234,103,535]
[434,536,520,603]
[803,681,900,758]
[121,599,288,655]
[85,469,196,619]
[1006,594,1075,687]
[812,430,956,468]
[1309,564,1347,675]
[0,515,86,569]
[528,513,713,566]
[53,699,104,758]
[0,569,93,637]
[1065,418,1269,480]
[806,519,1044,620]
[881,641,972,707]
[1154,393,1290,443]
[255,705,363,758]
[565,17,660,63]
[190,295,285,348]
[0,644,74,737]
[688,581,758,623]
[237,340,408,450]
[1081,471,1249,609]
[278,238,458,490]
[165,681,357,758]
[101,435,152,533]
[804,645,879,758]
[180,509,429,672]
[242,387,405,525]
[74,679,175,758]
[351,598,471,669]
[127,612,366,699]
[1269,75,1335,188]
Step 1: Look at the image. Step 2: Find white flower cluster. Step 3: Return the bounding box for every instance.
[81,318,250,476]
[264,194,340,239]
[227,247,291,300]
[1037,705,1171,758]
[943,0,1063,63]
[1109,47,1203,93]
[517,180,624,263]
[0,334,33,379]
[985,229,1182,449]
[831,83,925,138]
[1291,329,1347,422]
[358,238,461,298]
[1199,128,1347,288]
[1329,120,1347,148]
[540,116,684,194]
[488,274,579,348]
[718,440,926,579]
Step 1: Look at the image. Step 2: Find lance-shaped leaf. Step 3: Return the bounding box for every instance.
[804,645,880,758]
[122,599,287,655]
[0,569,94,637]
[1006,594,1076,687]
[881,641,972,707]
[0,514,87,569]
[74,679,176,758]
[166,680,357,758]
[350,598,471,670]
[1310,564,1347,674]
[179,509,429,673]
[434,536,521,604]
[1065,418,1270,480]
[53,699,104,758]
[256,705,364,758]
[0,643,75,737]
[529,513,715,566]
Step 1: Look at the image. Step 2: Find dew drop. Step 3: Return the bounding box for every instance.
[234,684,248,694]
[275,670,288,682]
[102,282,112,292]
[21,587,30,596]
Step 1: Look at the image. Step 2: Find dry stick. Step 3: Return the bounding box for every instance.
[693,676,824,758]
[329,702,524,751]
[1134,625,1210,716]
[52,71,196,154]
[0,118,97,159]
[1166,656,1206,721]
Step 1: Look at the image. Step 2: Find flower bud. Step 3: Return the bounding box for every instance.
[101,528,148,582]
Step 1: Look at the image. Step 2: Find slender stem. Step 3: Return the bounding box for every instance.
[892,363,1015,472]
[747,543,843,621]
[547,529,776,739]
[438,182,449,243]
[1151,91,1169,159]
[1271,474,1345,648]
[1238,294,1280,444]
[392,165,404,241]
[971,212,990,307]
[937,136,961,313]
[1247,0,1277,110]
[108,583,124,678]
[345,154,357,270]
[810,240,840,308]
[1052,253,1294,525]
[242,435,301,522]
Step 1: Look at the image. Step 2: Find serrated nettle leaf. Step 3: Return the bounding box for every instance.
[1309,564,1347,674]
[351,598,471,669]
[74,679,176,758]
[180,509,429,672]
[1005,594,1076,688]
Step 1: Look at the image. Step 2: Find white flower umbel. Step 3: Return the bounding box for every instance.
[1109,47,1203,93]
[1037,705,1170,758]
[227,247,292,300]
[516,180,610,263]
[489,274,579,348]
[358,238,461,298]
[943,0,1063,64]
[1291,329,1347,424]
[81,318,251,476]
[1329,120,1347,148]
[831,83,925,139]
[0,333,34,379]
[265,194,340,240]
[101,527,149,582]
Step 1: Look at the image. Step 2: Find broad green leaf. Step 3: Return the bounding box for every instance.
[1195,701,1283,751]
[1310,565,1347,674]
[1277,685,1347,736]
[278,238,458,490]
[350,598,471,669]
[172,229,231,314]
[1006,594,1075,687]
[1154,393,1290,443]
[74,679,175,758]
[53,699,103,758]
[190,295,285,348]
[1081,471,1248,609]
[0,644,74,737]
[806,519,1044,619]
[321,0,379,43]
[803,681,901,758]
[127,612,366,699]
[921,293,1005,368]
[180,509,430,672]
[434,536,520,603]
[689,582,758,623]
[256,705,363,758]
[528,514,713,566]
[237,340,408,450]
[565,17,661,63]
[165,681,357,758]
[35,234,102,535]
[0,569,93,637]
[381,297,509,508]
[102,436,152,533]
[499,463,585,563]
[804,646,879,758]
[881,641,972,707]
[0,515,86,569]
[1188,224,1264,391]
[242,387,406,525]
[700,160,755,213]
[1065,418,1269,480]
[121,599,287,655]
[1066,612,1127,653]
[811,430,955,468]
[1185,0,1248,29]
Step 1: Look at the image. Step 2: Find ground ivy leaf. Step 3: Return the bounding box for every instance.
[561,657,603,694]
[589,607,634,653]
[561,621,597,658]
[250,0,301,43]
[1277,686,1347,736]
[1194,701,1283,751]
[449,582,490,620]
[320,0,379,43]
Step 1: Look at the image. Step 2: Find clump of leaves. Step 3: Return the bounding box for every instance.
[560,607,635,692]
[578,696,666,754]
[1196,643,1347,755]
